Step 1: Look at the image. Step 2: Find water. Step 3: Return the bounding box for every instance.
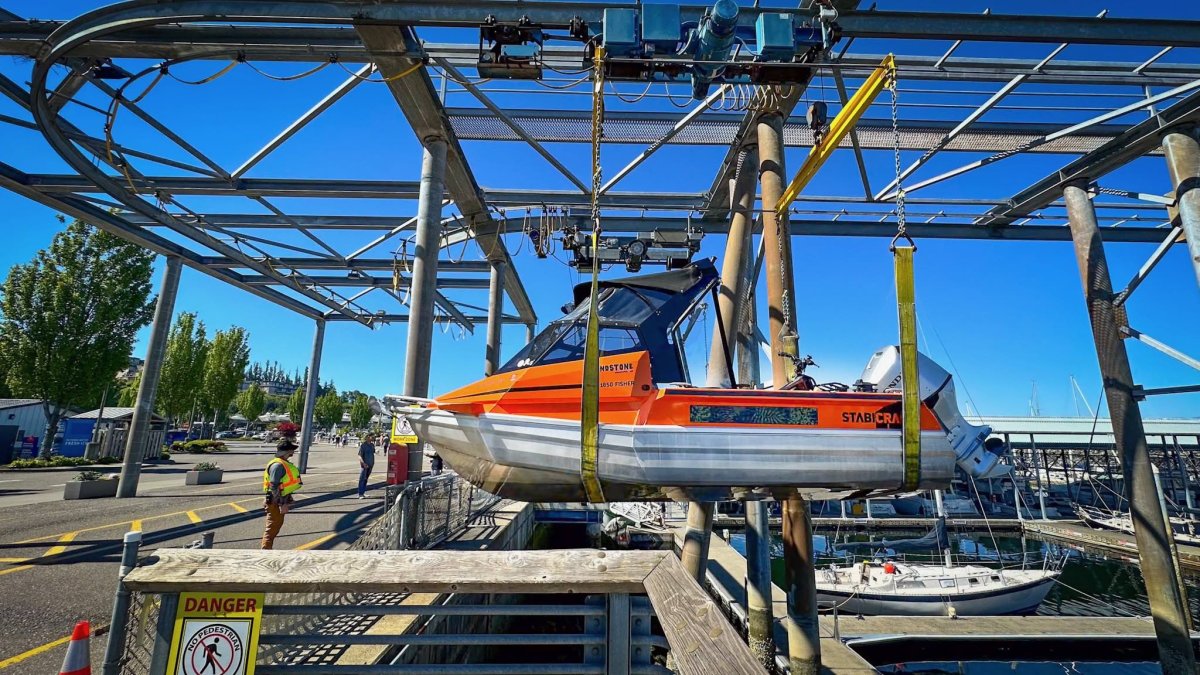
[726,528,1200,671]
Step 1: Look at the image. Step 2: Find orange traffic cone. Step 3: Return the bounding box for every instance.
[58,621,90,675]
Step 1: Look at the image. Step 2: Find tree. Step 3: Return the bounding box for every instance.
[0,219,155,456]
[236,385,266,432]
[202,327,250,430]
[117,374,141,407]
[315,389,344,429]
[286,386,306,424]
[157,312,208,425]
[350,394,372,430]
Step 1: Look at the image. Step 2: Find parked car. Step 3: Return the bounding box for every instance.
[252,431,270,441]
[215,431,238,439]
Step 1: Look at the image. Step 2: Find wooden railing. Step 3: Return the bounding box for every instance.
[122,548,763,674]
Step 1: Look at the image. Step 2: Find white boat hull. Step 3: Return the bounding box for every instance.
[817,568,1058,616]
[407,410,957,502]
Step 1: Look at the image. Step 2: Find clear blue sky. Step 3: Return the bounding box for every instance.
[2,0,1199,418]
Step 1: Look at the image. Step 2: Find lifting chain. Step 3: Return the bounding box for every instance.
[887,61,912,251]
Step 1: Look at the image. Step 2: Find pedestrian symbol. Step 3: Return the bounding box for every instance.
[391,412,418,444]
[166,593,263,675]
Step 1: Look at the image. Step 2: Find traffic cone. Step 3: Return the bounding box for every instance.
[58,621,90,675]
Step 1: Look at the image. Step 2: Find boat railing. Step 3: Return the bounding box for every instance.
[823,547,1066,572]
[113,547,763,675]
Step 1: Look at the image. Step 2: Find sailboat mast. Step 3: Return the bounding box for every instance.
[933,489,953,568]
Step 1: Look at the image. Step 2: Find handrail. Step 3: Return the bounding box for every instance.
[123,548,763,675]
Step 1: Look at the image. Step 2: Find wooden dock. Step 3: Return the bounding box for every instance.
[1022,519,1200,571]
[713,515,1023,532]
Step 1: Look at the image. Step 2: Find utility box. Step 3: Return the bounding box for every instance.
[603,8,639,56]
[641,4,681,54]
[756,13,795,61]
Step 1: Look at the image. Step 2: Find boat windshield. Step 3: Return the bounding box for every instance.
[496,260,719,382]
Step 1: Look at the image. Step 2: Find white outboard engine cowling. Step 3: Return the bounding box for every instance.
[859,346,1009,480]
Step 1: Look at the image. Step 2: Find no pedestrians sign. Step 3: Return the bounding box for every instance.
[166,592,264,675]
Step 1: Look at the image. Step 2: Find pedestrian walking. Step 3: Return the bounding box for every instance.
[261,440,302,549]
[357,436,376,498]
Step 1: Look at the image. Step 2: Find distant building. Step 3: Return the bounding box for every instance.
[0,399,49,463]
[116,357,144,382]
[239,379,299,396]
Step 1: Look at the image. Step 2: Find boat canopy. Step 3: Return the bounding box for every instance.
[498,259,719,383]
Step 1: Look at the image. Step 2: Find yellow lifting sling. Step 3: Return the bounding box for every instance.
[579,47,606,503]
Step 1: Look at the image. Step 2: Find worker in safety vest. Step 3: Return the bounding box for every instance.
[261,440,302,549]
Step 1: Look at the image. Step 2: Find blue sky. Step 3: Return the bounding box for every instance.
[2,0,1200,418]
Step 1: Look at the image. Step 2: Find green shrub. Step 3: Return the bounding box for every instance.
[96,456,121,465]
[193,461,221,472]
[169,440,228,454]
[74,470,103,481]
[6,455,92,469]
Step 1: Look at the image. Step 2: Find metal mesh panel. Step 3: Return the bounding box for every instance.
[449,111,1160,155]
[120,590,159,674]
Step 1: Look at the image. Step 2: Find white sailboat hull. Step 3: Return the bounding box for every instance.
[407,410,957,502]
[816,567,1059,616]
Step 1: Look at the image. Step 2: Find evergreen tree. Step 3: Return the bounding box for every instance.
[0,219,155,455]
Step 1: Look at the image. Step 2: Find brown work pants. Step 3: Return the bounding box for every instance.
[261,500,290,549]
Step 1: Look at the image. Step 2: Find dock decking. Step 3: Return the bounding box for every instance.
[1023,519,1200,570]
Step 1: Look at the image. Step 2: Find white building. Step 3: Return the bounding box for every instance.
[0,399,49,462]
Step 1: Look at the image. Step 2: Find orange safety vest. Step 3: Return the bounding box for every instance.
[263,458,302,497]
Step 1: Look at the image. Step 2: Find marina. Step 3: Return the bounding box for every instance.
[1,0,1199,673]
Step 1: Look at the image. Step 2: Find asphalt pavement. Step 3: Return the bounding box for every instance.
[0,440,388,674]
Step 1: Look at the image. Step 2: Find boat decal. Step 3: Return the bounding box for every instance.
[664,388,889,401]
[689,405,818,426]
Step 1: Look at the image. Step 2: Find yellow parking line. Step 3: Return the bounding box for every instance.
[295,533,336,551]
[0,565,33,579]
[228,502,249,513]
[130,520,142,532]
[186,511,202,524]
[0,632,72,669]
[43,531,77,557]
[8,496,263,545]
[0,558,27,563]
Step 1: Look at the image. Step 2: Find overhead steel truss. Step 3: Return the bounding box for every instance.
[1,2,1199,328]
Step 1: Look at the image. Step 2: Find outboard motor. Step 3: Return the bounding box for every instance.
[859,346,1010,480]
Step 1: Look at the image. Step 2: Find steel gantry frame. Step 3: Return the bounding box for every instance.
[3,2,1200,669]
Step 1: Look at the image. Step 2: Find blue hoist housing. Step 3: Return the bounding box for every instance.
[598,0,833,99]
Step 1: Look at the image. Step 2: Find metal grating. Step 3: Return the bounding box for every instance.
[448,110,1162,155]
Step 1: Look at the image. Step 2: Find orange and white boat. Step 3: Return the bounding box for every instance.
[397,260,1007,502]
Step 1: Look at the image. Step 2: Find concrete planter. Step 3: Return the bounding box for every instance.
[185,469,223,485]
[63,478,119,500]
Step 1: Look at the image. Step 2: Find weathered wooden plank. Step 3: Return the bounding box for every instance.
[124,548,666,594]
[643,555,765,675]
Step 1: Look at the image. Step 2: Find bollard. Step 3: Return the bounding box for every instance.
[201,531,215,549]
[102,531,142,675]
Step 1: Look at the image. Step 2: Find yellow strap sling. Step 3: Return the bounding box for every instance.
[894,245,921,491]
[579,47,606,503]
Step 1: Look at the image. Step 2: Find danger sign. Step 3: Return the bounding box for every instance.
[166,593,263,675]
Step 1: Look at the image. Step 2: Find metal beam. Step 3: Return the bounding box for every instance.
[982,89,1200,225]
[240,275,489,288]
[233,63,372,179]
[199,257,491,272]
[357,23,535,326]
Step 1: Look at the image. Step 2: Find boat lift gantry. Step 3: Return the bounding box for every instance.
[2,2,1200,672]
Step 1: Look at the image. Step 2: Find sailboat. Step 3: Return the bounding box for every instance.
[1077,504,1200,546]
[396,260,1008,503]
[816,491,1063,616]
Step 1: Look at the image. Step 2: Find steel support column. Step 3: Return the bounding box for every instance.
[404,139,449,483]
[297,319,325,474]
[745,499,775,667]
[758,112,799,388]
[117,256,181,498]
[1162,127,1200,291]
[782,494,820,675]
[484,260,505,376]
[1064,182,1196,673]
[707,145,758,389]
[679,501,714,583]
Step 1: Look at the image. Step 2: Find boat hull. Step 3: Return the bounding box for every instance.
[816,573,1057,616]
[407,409,957,501]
